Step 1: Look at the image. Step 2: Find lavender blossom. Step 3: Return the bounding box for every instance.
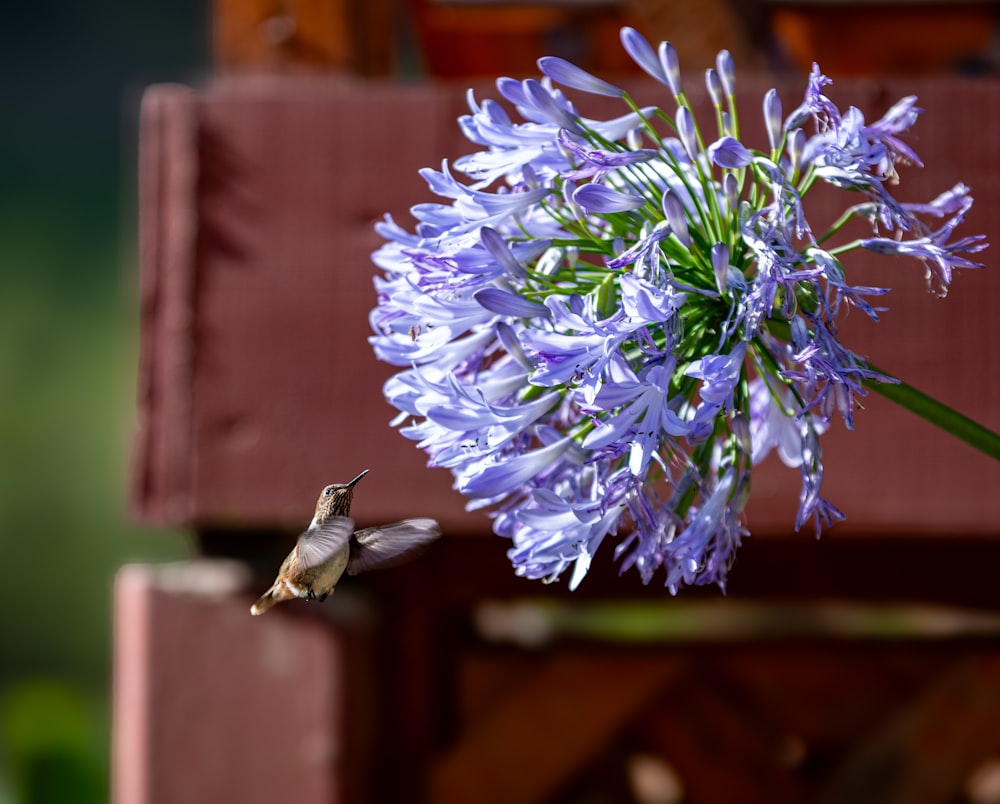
[539,56,623,98]
[369,28,987,593]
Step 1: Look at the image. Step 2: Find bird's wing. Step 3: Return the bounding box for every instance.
[296,516,355,569]
[347,518,441,575]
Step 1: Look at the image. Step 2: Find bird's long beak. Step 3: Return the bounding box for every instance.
[347,469,369,488]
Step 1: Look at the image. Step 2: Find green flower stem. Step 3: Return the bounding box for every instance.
[862,368,1000,462]
[764,318,1000,461]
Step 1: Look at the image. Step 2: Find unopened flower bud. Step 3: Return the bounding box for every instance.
[659,41,682,97]
[763,88,782,151]
[788,128,805,172]
[676,106,698,160]
[723,173,739,213]
[663,190,690,247]
[711,242,730,293]
[706,68,724,108]
[716,50,735,96]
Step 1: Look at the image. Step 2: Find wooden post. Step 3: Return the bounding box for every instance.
[112,562,374,804]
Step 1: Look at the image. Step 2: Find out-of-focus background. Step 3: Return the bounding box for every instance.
[5,2,1000,803]
[0,5,204,801]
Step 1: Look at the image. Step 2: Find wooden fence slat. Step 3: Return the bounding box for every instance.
[132,84,200,525]
[429,653,682,804]
[826,654,1000,804]
[639,670,813,804]
[112,561,373,804]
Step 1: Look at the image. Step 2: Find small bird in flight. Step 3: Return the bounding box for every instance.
[251,469,440,615]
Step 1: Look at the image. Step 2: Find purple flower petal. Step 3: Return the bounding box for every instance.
[480,226,528,278]
[707,136,753,168]
[659,41,682,96]
[538,56,623,98]
[461,438,573,497]
[788,127,805,171]
[716,50,735,96]
[620,27,668,85]
[705,68,724,107]
[711,243,730,293]
[723,173,739,212]
[474,288,551,318]
[572,183,645,213]
[676,106,698,159]
[522,79,581,131]
[662,190,690,246]
[763,88,782,150]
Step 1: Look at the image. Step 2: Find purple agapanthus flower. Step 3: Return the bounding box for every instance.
[369,27,987,593]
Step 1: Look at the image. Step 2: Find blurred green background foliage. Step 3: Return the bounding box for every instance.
[0,4,206,801]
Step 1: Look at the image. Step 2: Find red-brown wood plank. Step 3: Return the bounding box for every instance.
[429,652,682,804]
[828,653,1000,803]
[433,640,1000,804]
[132,84,200,525]
[112,561,374,804]
[638,668,813,803]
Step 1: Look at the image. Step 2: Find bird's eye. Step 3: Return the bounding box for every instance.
[323,488,334,497]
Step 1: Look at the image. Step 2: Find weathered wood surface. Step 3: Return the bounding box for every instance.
[112,561,374,804]
[113,552,1000,804]
[131,76,1000,539]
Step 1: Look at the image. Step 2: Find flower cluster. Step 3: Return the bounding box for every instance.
[369,28,987,592]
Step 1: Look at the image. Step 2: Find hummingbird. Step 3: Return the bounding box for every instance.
[250,469,440,615]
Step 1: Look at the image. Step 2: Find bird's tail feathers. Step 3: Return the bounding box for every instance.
[250,584,293,615]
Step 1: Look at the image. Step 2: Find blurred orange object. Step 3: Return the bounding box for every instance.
[768,2,1000,75]
[408,0,636,77]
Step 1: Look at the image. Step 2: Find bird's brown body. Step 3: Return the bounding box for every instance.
[250,470,440,615]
